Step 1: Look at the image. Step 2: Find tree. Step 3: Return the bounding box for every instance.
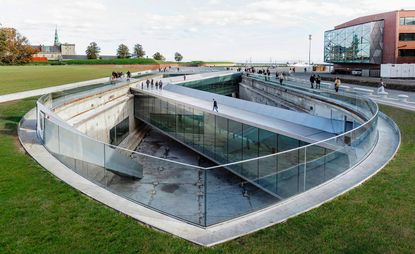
[117,44,130,58]
[0,29,38,65]
[153,52,165,61]
[133,44,145,58]
[85,42,100,59]
[0,30,7,61]
[174,52,183,62]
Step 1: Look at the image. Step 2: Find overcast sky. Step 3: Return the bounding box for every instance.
[0,0,413,63]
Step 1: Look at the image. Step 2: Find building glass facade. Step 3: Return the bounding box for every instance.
[324,20,384,64]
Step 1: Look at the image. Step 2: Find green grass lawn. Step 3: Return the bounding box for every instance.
[0,99,414,253]
[0,65,154,95]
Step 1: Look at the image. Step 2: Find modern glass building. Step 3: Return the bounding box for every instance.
[324,20,384,64]
[324,10,415,74]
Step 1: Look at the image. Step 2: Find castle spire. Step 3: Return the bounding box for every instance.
[54,26,60,46]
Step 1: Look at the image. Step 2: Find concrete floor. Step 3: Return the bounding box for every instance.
[106,129,279,226]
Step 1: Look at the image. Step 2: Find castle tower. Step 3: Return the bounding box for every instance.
[54,27,60,46]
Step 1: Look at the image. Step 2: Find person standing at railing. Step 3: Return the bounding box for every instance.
[316,75,321,89]
[310,74,315,89]
[278,72,284,85]
[334,77,341,92]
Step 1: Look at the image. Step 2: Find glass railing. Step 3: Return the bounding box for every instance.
[36,74,379,227]
[245,73,377,121]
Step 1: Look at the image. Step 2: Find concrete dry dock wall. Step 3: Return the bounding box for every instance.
[240,76,363,125]
[53,84,136,144]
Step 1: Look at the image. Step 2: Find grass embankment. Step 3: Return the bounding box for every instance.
[62,59,234,66]
[0,97,414,253]
[0,65,152,95]
[63,58,159,65]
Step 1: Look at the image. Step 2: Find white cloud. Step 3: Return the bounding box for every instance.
[0,0,413,62]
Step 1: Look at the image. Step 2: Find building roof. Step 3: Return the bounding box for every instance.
[334,10,415,30]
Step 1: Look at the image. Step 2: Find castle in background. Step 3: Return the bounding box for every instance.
[32,28,76,61]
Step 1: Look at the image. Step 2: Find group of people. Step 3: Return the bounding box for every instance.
[158,66,172,72]
[310,74,342,92]
[309,74,322,89]
[111,71,132,82]
[140,79,164,90]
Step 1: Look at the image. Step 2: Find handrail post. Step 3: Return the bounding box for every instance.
[304,147,307,192]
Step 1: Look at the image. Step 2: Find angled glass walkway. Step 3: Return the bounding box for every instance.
[131,72,370,199]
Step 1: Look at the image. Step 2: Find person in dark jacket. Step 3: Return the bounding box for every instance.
[315,75,321,89]
[212,99,218,112]
[310,74,315,89]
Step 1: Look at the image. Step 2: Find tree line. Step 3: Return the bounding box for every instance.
[86,42,183,62]
[0,26,185,64]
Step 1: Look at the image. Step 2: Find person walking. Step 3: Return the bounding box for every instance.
[334,77,341,92]
[126,71,131,81]
[316,75,321,89]
[155,81,159,90]
[278,72,284,85]
[141,82,144,89]
[310,74,315,89]
[151,79,154,89]
[159,80,163,90]
[212,99,218,112]
[146,79,150,89]
[377,78,386,94]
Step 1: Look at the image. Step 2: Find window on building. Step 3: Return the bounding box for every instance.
[399,33,415,41]
[400,17,415,25]
[399,49,415,57]
[109,117,130,145]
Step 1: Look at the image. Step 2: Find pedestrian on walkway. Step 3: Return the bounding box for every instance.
[310,74,315,89]
[213,99,218,112]
[159,80,163,90]
[151,79,154,89]
[334,77,341,92]
[378,78,386,94]
[126,71,131,81]
[278,72,284,85]
[316,75,321,89]
[141,82,144,89]
[146,79,150,89]
[155,81,159,90]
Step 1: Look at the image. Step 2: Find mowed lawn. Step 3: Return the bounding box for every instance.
[0,65,153,95]
[0,97,414,253]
